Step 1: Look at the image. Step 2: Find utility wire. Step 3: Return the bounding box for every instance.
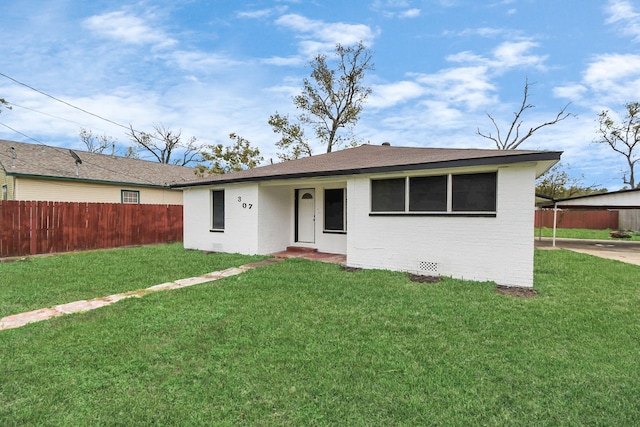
[0,71,130,131]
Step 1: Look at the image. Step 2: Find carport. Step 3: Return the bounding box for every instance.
[536,188,640,246]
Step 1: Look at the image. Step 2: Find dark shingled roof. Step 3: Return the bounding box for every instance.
[175,144,562,187]
[0,139,197,187]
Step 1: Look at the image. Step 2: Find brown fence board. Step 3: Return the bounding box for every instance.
[535,209,619,230]
[0,201,183,258]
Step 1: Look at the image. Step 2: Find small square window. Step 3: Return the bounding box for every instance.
[409,175,447,212]
[452,172,496,212]
[371,178,405,212]
[121,190,140,204]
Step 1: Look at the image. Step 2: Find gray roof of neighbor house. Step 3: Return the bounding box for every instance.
[0,139,197,187]
[175,143,562,188]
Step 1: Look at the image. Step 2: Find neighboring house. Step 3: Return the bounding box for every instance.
[537,188,640,231]
[0,139,196,204]
[175,143,561,288]
[543,188,640,209]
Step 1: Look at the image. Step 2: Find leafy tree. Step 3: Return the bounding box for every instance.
[536,162,606,199]
[272,42,374,157]
[477,78,574,150]
[595,102,640,188]
[268,112,313,161]
[79,127,116,154]
[0,97,10,113]
[127,123,201,166]
[196,133,263,176]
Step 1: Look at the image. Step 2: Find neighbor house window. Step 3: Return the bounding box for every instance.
[371,172,497,215]
[371,178,405,212]
[452,173,496,212]
[2,184,7,200]
[211,189,225,231]
[324,188,346,232]
[121,190,140,204]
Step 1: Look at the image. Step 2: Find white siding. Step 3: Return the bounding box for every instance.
[183,183,260,254]
[183,181,348,255]
[559,191,640,207]
[14,177,183,204]
[346,165,536,287]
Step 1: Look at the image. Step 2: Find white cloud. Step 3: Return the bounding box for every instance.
[606,0,640,41]
[414,66,495,110]
[237,6,288,19]
[167,51,242,73]
[553,84,588,100]
[399,8,421,18]
[368,81,425,108]
[83,11,177,49]
[491,40,547,70]
[275,14,377,57]
[581,53,640,102]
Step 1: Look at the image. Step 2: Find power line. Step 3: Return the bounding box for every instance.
[0,71,130,131]
[0,122,46,144]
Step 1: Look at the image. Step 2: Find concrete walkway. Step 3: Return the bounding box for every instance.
[0,258,285,332]
[1,250,348,332]
[535,237,640,266]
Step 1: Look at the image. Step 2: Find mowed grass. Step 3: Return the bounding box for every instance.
[1,248,640,425]
[536,226,640,241]
[0,243,266,318]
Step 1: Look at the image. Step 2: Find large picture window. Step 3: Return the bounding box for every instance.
[324,188,346,232]
[371,172,497,215]
[371,178,405,212]
[211,189,225,231]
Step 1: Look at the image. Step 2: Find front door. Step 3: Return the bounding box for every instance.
[296,189,315,243]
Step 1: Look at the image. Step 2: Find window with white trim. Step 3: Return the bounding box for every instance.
[324,188,346,232]
[211,189,225,231]
[121,190,140,204]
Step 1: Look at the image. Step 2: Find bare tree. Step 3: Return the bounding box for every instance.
[595,102,640,188]
[79,127,116,154]
[271,42,374,157]
[127,123,201,166]
[477,78,574,150]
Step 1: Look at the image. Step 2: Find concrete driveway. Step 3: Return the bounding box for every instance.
[535,237,640,266]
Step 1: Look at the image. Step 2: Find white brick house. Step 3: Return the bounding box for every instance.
[176,144,561,287]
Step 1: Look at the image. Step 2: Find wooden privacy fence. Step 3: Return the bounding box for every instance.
[0,201,183,258]
[535,209,619,230]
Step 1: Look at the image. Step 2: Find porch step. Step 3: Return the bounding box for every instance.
[286,246,318,253]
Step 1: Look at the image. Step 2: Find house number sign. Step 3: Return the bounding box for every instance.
[237,196,253,209]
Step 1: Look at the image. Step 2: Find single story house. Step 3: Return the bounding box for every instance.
[0,139,196,204]
[175,143,561,288]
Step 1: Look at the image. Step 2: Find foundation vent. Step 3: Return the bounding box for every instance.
[418,261,439,274]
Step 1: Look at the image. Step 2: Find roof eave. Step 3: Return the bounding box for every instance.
[173,151,563,188]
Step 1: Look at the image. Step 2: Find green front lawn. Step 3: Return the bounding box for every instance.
[1,247,639,425]
[0,243,265,318]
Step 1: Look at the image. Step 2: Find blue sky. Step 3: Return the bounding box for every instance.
[1,0,640,190]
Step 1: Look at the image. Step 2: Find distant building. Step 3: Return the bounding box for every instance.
[0,139,196,204]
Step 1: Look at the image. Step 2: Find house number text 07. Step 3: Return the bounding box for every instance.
[237,196,253,209]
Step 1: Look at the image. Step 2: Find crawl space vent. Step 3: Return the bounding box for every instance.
[418,261,439,274]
